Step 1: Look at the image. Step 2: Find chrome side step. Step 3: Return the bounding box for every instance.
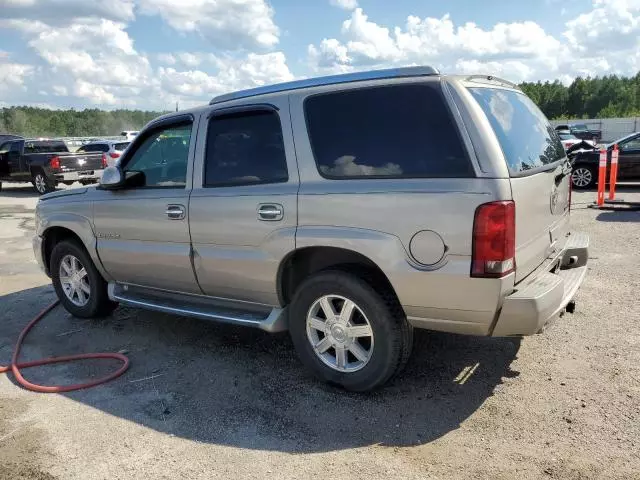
[107,283,288,333]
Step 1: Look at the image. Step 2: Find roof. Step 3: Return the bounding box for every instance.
[210,65,440,105]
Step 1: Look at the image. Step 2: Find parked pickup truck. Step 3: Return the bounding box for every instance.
[555,123,602,143]
[0,137,106,194]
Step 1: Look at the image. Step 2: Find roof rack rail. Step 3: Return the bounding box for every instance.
[210,65,440,105]
[464,75,520,90]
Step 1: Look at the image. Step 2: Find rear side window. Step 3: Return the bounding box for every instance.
[468,88,565,175]
[204,110,288,187]
[304,84,472,179]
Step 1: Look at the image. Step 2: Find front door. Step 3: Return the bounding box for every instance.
[189,99,299,306]
[93,116,201,294]
[617,135,640,180]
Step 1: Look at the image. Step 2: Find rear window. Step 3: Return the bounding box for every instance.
[469,88,565,175]
[114,142,130,151]
[304,84,473,179]
[24,140,69,154]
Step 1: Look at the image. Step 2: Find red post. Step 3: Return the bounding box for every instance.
[608,144,619,201]
[597,149,607,207]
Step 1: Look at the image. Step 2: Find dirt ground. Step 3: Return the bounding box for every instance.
[0,182,639,480]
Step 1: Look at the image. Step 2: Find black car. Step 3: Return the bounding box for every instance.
[555,123,602,143]
[569,132,640,189]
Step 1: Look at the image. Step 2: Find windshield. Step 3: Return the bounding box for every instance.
[572,124,588,131]
[468,87,565,175]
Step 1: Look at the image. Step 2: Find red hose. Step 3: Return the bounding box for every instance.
[0,300,129,393]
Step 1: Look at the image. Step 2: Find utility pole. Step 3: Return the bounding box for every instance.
[175,101,179,112]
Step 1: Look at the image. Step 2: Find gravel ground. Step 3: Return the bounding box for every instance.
[0,182,639,480]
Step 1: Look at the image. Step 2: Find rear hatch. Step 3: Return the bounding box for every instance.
[57,152,104,172]
[468,87,571,283]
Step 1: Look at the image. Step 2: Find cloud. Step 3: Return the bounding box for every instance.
[0,62,34,93]
[307,2,640,82]
[0,0,135,24]
[137,0,280,49]
[330,0,358,10]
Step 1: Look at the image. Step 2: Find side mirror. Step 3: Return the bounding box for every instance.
[98,166,124,190]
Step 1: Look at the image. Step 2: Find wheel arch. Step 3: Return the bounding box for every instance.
[40,214,110,280]
[277,246,403,313]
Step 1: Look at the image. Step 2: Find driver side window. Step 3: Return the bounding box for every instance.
[620,138,640,152]
[123,123,192,188]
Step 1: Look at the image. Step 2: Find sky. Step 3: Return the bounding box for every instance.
[0,0,639,111]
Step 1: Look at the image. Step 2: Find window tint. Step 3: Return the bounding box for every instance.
[24,140,68,154]
[621,137,640,151]
[204,110,288,187]
[304,84,472,179]
[469,88,565,174]
[124,123,192,188]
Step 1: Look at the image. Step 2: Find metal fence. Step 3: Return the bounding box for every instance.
[550,118,640,144]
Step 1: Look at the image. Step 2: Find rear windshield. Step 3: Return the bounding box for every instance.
[468,87,565,175]
[114,142,130,151]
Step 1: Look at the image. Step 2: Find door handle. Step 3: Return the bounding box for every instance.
[257,204,283,221]
[166,204,186,220]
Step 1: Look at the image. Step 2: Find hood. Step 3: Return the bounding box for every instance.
[40,187,88,201]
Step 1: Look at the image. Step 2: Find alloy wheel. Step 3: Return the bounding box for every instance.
[59,254,91,307]
[306,294,374,373]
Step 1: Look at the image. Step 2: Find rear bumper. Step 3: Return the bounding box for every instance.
[491,232,589,337]
[54,169,103,183]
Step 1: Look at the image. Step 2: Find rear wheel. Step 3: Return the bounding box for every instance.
[572,165,596,189]
[31,170,56,195]
[289,270,412,391]
[51,240,117,318]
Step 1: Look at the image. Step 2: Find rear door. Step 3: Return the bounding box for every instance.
[468,87,570,283]
[188,98,298,306]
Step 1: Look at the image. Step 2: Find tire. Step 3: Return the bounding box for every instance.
[289,270,412,392]
[31,169,56,195]
[50,239,118,318]
[571,165,597,190]
[0,181,3,192]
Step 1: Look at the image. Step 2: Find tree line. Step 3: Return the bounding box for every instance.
[0,107,164,138]
[520,73,640,119]
[1,73,640,137]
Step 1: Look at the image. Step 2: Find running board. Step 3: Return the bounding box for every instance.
[107,283,288,333]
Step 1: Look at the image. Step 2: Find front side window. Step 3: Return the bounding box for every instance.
[304,84,472,179]
[204,110,288,187]
[123,123,192,188]
[620,137,640,152]
[469,87,565,175]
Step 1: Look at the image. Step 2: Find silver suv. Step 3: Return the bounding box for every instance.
[33,67,588,391]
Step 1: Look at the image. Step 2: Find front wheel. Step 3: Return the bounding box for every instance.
[31,170,56,195]
[572,165,597,190]
[289,270,412,391]
[51,240,118,318]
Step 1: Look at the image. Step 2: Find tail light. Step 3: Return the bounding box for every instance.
[471,201,516,278]
[109,152,121,159]
[49,156,60,170]
[101,153,108,168]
